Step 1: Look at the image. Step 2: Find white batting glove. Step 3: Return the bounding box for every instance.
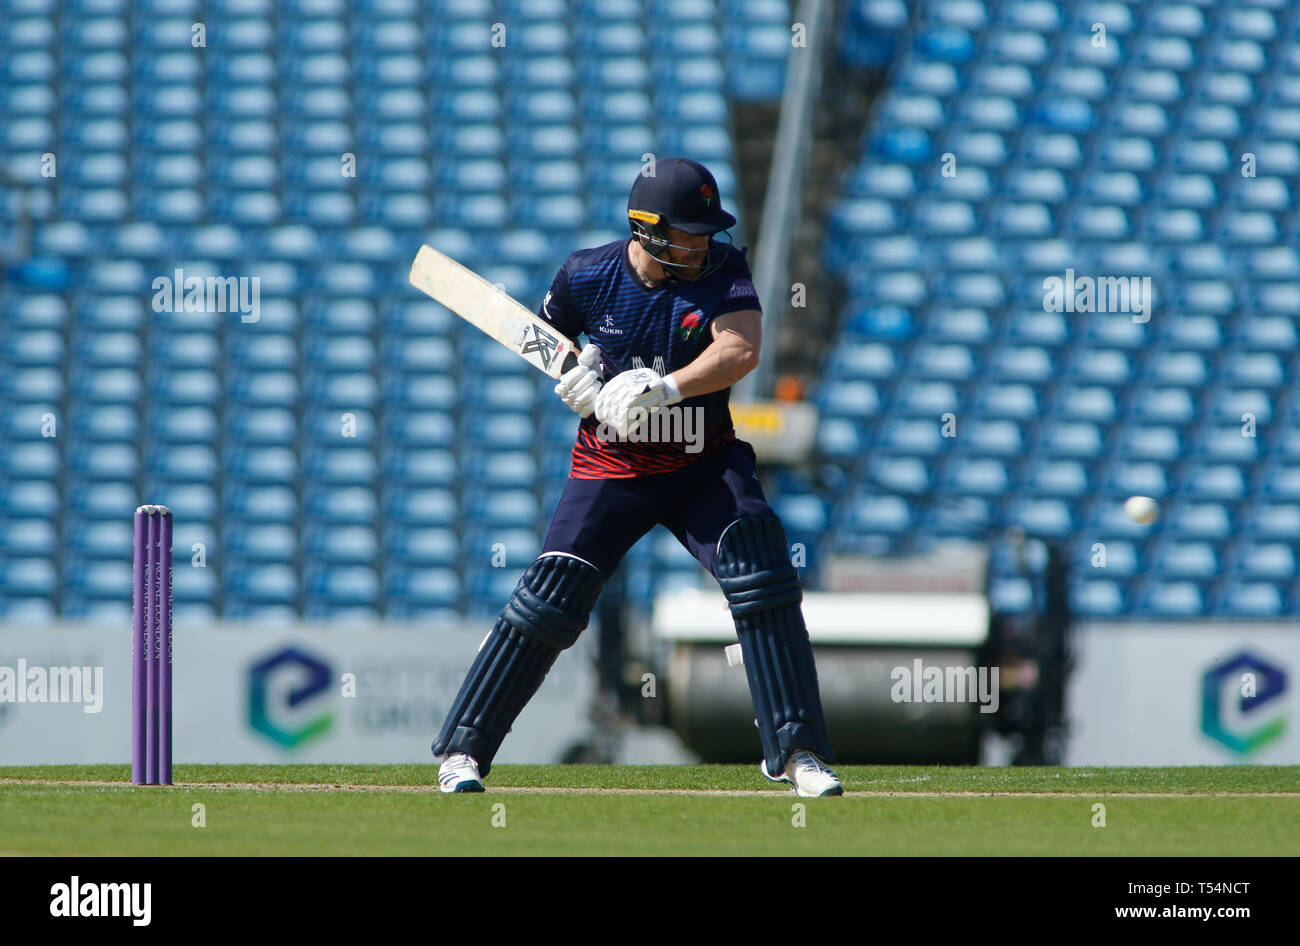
[594,368,683,438]
[553,344,604,417]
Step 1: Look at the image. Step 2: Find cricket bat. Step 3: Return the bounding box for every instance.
[407,244,579,378]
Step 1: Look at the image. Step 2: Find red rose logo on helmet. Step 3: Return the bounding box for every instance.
[699,184,714,206]
[679,309,704,340]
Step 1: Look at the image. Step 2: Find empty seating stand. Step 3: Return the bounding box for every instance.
[816,0,1300,618]
[0,0,785,620]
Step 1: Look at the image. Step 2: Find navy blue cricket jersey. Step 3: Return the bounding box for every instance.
[537,238,761,478]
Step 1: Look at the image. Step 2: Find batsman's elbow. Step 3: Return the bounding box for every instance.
[734,344,761,378]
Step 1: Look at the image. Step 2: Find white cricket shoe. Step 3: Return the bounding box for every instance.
[761,750,844,797]
[438,752,485,793]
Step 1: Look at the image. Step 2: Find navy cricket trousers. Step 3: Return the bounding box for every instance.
[542,439,772,579]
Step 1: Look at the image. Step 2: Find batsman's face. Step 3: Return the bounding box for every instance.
[663,225,710,278]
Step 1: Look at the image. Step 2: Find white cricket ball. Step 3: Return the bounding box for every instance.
[1124,495,1160,525]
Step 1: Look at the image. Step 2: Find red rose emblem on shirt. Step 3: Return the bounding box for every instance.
[679,309,704,340]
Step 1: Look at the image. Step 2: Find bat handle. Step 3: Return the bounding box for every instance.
[560,350,578,375]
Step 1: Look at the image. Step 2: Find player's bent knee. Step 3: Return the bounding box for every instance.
[714,515,802,619]
[502,552,604,649]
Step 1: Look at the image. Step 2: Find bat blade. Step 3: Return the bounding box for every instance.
[407,244,578,378]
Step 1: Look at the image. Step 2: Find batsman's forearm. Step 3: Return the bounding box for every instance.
[669,335,760,399]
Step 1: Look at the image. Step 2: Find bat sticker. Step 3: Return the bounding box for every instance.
[505,319,567,372]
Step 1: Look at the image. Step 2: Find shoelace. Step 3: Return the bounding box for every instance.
[795,754,822,773]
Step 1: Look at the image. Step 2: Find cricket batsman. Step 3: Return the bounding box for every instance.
[433,156,842,797]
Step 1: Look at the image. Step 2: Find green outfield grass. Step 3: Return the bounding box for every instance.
[1,764,1296,856]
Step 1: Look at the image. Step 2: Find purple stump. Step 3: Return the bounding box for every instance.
[145,509,160,785]
[131,508,147,784]
[159,510,173,785]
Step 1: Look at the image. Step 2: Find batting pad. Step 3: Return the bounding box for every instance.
[432,553,603,777]
[716,515,835,774]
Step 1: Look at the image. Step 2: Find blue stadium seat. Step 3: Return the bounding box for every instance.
[226,524,298,563]
[846,494,911,534]
[881,419,943,455]
[225,486,297,523]
[1157,542,1218,577]
[386,566,460,608]
[1144,581,1203,616]
[385,488,456,526]
[1223,582,1282,616]
[949,459,1008,495]
[387,526,459,566]
[4,442,59,479]
[0,520,56,556]
[306,565,380,611]
[1075,579,1123,616]
[1,482,59,518]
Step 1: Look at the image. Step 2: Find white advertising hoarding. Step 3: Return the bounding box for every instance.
[0,623,593,765]
[7,618,1296,767]
[1066,623,1300,765]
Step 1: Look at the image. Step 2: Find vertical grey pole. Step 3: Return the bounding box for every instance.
[739,0,830,401]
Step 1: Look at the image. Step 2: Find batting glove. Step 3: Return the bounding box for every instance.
[594,368,683,438]
[554,344,604,418]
